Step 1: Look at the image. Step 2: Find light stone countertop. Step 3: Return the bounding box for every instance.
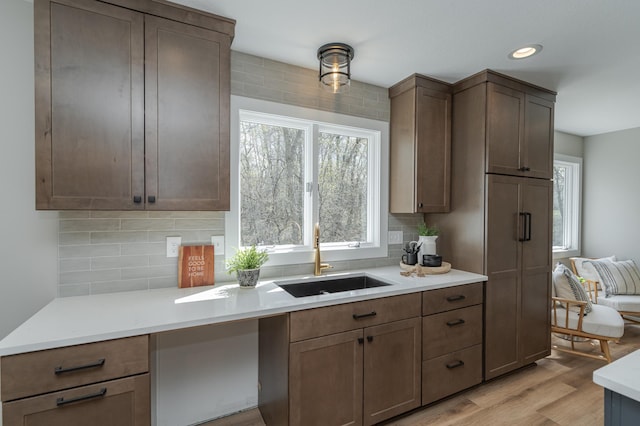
[593,349,640,402]
[0,266,487,357]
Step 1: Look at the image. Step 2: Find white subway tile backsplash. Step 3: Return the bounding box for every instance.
[121,219,175,231]
[91,231,148,244]
[60,269,121,285]
[59,244,121,258]
[59,219,120,232]
[91,255,149,271]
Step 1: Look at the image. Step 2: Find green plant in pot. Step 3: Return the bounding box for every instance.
[417,222,438,237]
[227,245,269,288]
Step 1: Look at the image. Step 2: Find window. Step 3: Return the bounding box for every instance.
[227,96,389,266]
[552,154,582,258]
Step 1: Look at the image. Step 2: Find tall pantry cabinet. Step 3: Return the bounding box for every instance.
[425,70,556,380]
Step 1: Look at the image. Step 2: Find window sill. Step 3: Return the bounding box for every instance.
[553,248,581,260]
[253,245,388,267]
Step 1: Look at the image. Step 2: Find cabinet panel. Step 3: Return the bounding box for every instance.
[422,305,482,360]
[145,16,230,210]
[289,330,363,426]
[363,318,421,426]
[521,179,552,363]
[486,83,524,176]
[1,336,149,402]
[2,374,150,426]
[35,0,144,209]
[289,293,421,342]
[523,96,554,179]
[422,344,482,405]
[422,282,483,315]
[415,87,451,212]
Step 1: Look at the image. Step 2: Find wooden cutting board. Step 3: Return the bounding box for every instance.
[178,245,215,288]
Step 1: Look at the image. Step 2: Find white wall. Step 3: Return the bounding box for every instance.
[583,127,640,262]
[0,0,57,340]
[555,130,584,157]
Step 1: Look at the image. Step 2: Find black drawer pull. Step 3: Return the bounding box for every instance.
[367,335,374,343]
[446,319,466,327]
[446,360,465,369]
[353,311,377,320]
[54,358,105,375]
[56,387,107,406]
[133,196,142,204]
[358,337,364,344]
[148,195,156,203]
[446,295,465,302]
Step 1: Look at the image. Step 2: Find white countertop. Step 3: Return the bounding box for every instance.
[0,266,486,357]
[593,349,640,402]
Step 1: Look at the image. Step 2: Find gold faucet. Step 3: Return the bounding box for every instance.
[314,223,333,276]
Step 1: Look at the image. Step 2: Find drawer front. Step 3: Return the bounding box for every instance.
[1,335,148,402]
[289,293,421,342]
[422,344,482,406]
[2,373,150,426]
[422,304,482,360]
[422,282,483,315]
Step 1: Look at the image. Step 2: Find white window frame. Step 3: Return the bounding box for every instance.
[226,95,389,267]
[552,154,582,259]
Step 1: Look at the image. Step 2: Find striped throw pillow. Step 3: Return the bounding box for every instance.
[588,259,640,297]
[553,263,592,313]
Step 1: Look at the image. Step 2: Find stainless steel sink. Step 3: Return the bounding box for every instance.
[275,274,391,298]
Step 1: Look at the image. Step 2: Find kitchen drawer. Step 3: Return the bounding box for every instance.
[2,373,150,426]
[1,335,148,402]
[289,293,421,342]
[422,282,483,316]
[422,344,482,406]
[423,304,482,360]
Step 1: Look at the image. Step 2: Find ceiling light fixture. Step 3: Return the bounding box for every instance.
[317,43,354,94]
[509,44,543,60]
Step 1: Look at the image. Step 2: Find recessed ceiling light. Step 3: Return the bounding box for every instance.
[509,44,543,60]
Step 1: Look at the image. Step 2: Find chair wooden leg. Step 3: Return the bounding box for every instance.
[600,339,612,363]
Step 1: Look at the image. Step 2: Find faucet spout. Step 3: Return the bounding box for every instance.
[314,223,333,276]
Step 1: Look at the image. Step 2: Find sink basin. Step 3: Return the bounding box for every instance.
[275,274,391,298]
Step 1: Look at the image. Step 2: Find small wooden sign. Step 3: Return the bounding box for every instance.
[178,245,215,288]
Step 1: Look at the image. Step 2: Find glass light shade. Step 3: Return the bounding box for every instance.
[317,43,354,94]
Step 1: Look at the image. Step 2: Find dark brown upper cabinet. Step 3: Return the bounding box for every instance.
[389,74,452,214]
[34,0,234,210]
[457,71,555,180]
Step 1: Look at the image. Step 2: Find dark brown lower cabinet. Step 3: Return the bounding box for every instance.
[288,318,421,426]
[2,374,150,426]
[259,294,422,426]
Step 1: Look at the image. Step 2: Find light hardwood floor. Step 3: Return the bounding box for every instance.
[205,324,640,426]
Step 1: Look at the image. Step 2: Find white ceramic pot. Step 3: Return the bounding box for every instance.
[418,235,438,260]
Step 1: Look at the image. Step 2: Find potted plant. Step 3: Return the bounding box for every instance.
[226,245,269,288]
[417,223,439,258]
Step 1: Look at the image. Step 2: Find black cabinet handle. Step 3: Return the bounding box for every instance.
[54,358,105,375]
[367,335,374,343]
[133,196,142,204]
[519,166,531,172]
[148,196,156,203]
[353,311,377,320]
[418,202,423,208]
[358,337,364,344]
[56,387,107,406]
[446,360,465,369]
[446,295,465,302]
[520,212,532,241]
[446,319,465,327]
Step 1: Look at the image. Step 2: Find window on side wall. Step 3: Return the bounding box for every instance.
[552,154,582,258]
[227,96,389,267]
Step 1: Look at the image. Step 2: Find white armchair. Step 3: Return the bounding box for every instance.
[571,257,640,325]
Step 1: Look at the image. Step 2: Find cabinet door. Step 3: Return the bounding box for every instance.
[35,0,144,209]
[363,317,421,426]
[523,95,554,179]
[145,16,230,210]
[2,374,149,426]
[289,330,363,426]
[486,83,525,177]
[485,174,521,380]
[415,87,452,213]
[520,179,552,363]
